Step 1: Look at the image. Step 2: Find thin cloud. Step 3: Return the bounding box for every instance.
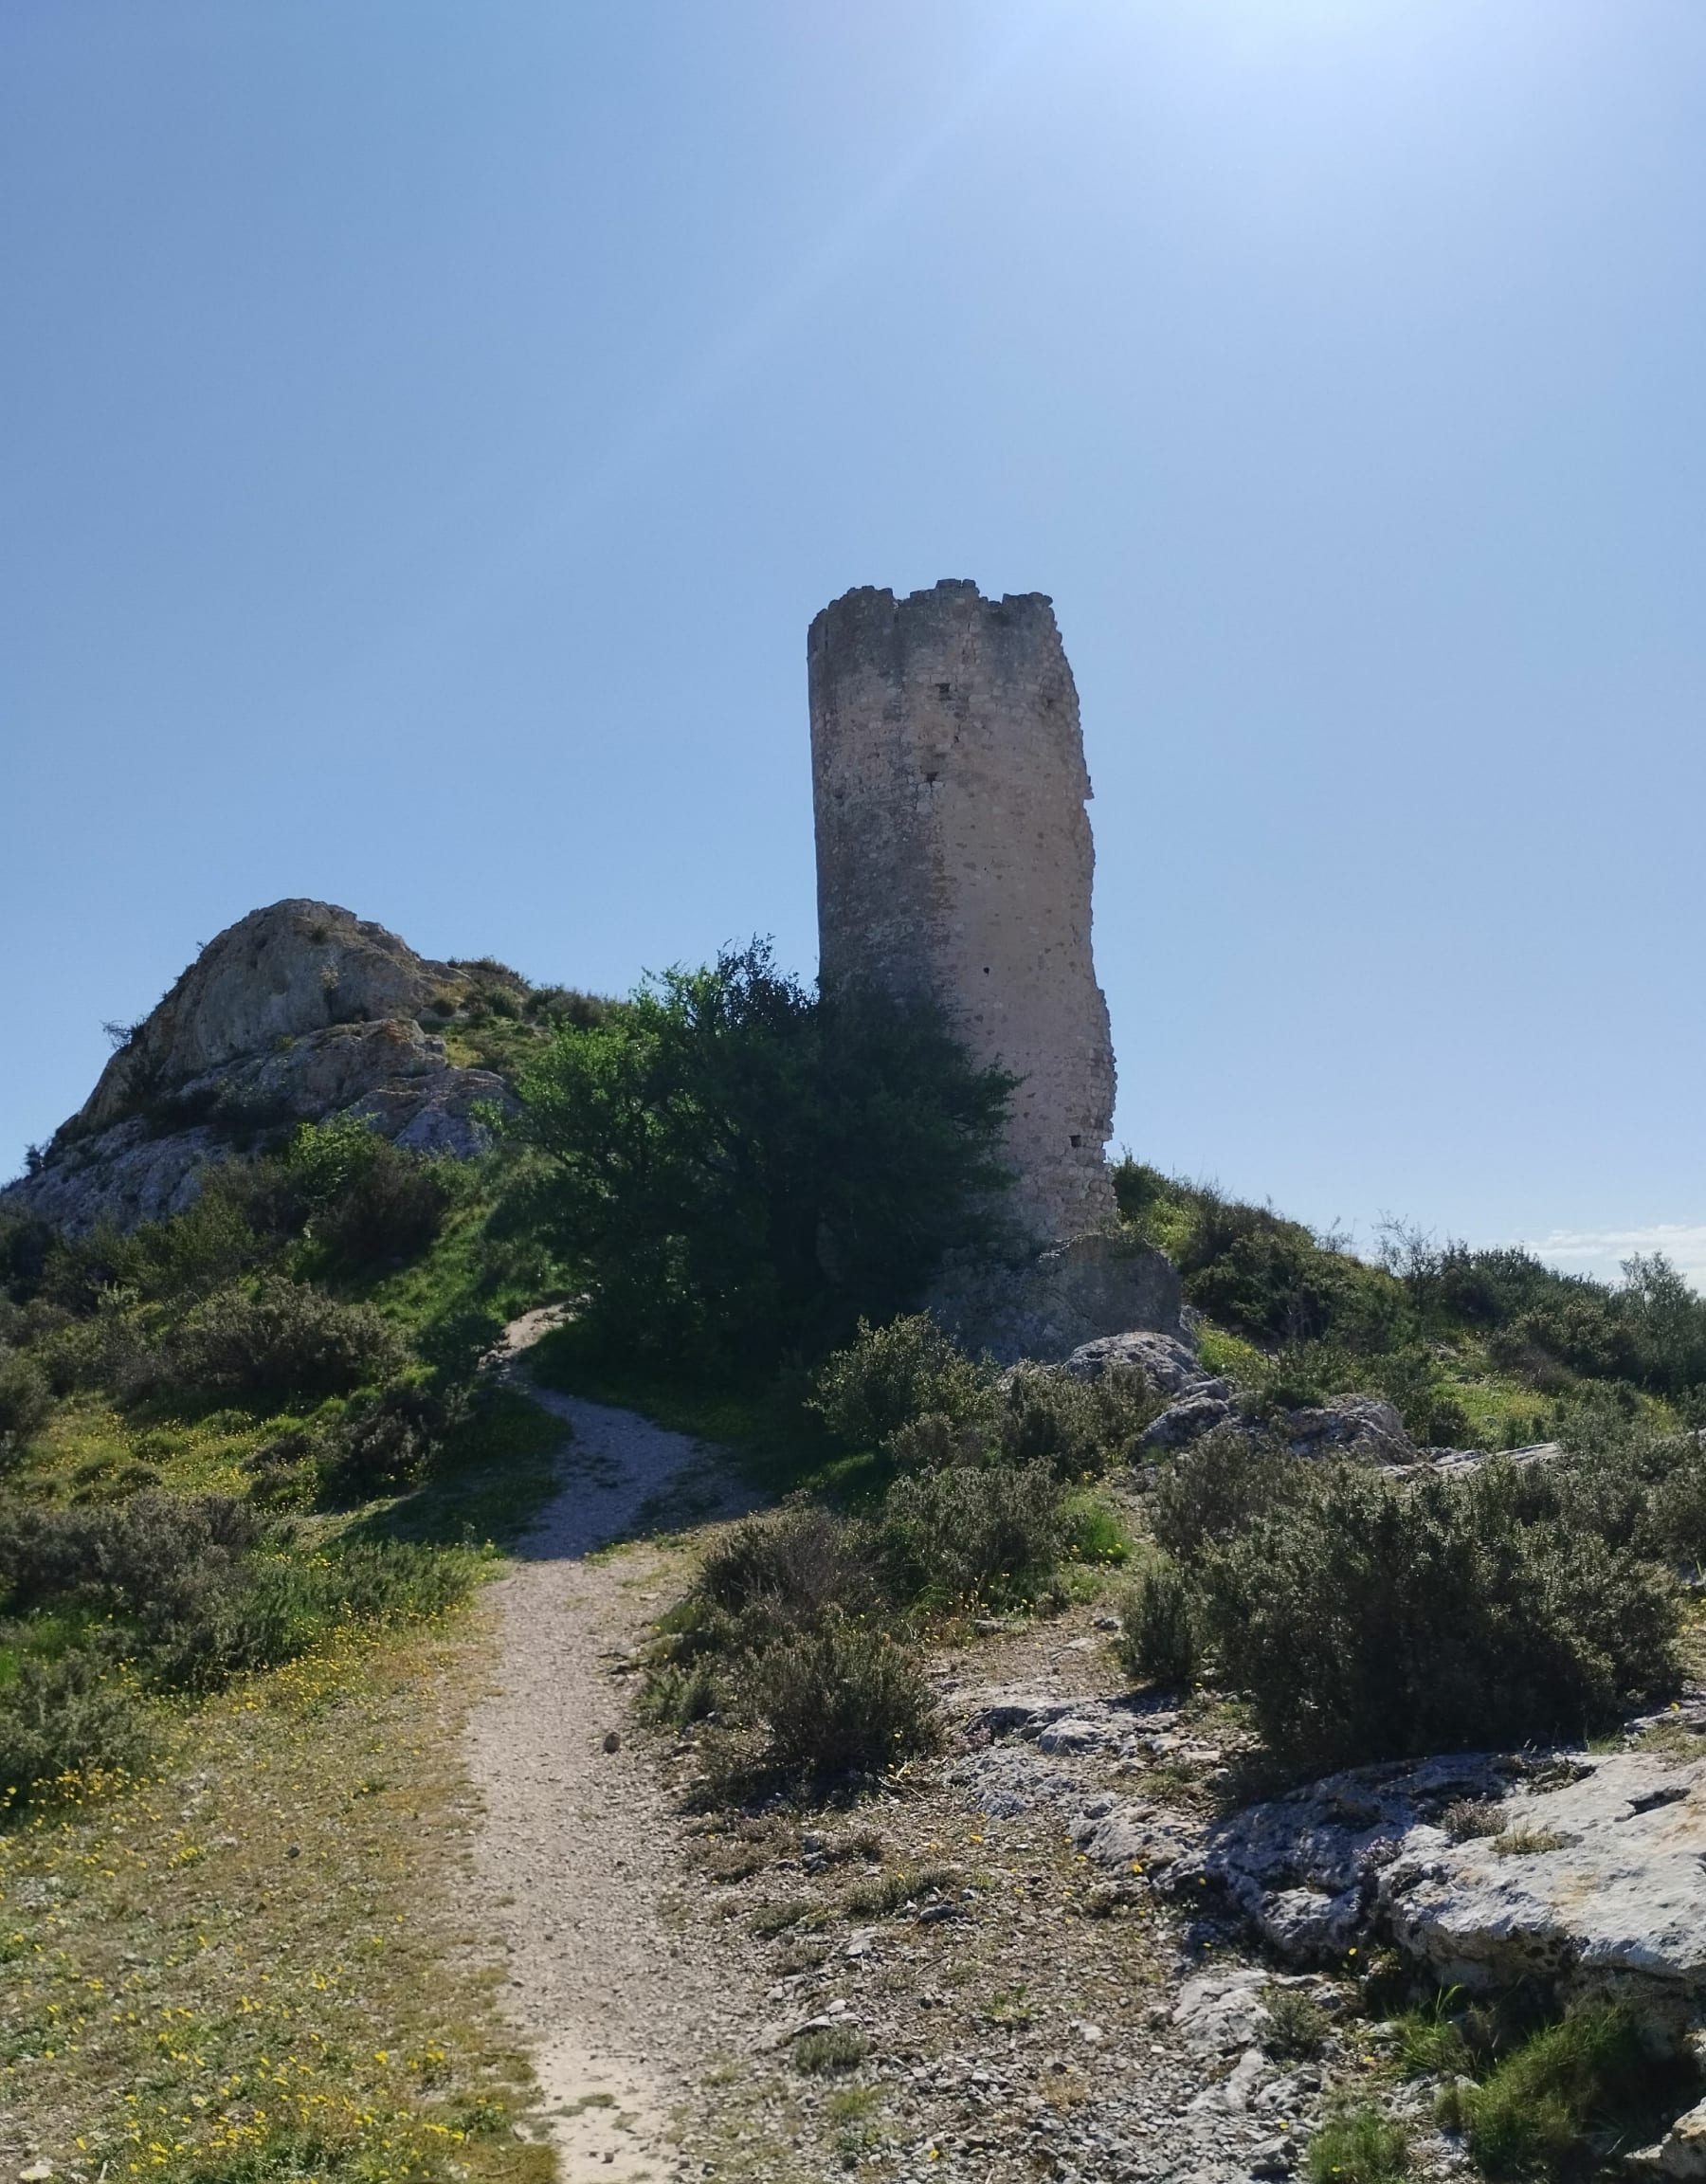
[1530,1225,1706,1290]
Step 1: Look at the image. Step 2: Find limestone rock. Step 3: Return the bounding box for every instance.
[1171,1972,1274,2058]
[4,901,513,1235]
[1062,1329,1207,1398]
[1637,2093,1706,2177]
[68,900,465,1139]
[927,1231,1182,1366]
[1379,1751,1706,2023]
[1275,1396,1414,1465]
[1142,1393,1237,1450]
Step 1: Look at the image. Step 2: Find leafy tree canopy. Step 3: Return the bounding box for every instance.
[510,941,1013,1377]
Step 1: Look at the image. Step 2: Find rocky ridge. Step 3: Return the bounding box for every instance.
[2,900,512,1233]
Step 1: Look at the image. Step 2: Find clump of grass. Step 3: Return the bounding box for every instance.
[638,1660,717,1727]
[793,2025,868,2074]
[1306,2101,1409,2184]
[984,1985,1033,2026]
[1490,1824,1570,1857]
[1263,1985,1330,2059]
[752,1897,824,1939]
[844,1864,957,1920]
[1395,1993,1473,2081]
[1442,2002,1659,2178]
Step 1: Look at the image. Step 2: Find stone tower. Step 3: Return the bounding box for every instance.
[808,578,1117,1245]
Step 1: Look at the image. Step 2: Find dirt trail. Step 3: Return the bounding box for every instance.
[464,1335,753,2179]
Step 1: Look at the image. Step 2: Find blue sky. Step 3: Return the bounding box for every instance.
[4,0,1702,1284]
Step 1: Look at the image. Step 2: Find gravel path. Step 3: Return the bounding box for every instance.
[463,1354,754,2179]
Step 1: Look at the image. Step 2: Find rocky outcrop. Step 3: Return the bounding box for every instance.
[67,901,467,1139]
[4,901,512,1235]
[957,1679,1706,2041]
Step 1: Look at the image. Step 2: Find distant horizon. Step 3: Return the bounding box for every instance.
[5,2,1701,1290]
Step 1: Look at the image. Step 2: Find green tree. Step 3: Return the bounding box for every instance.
[511,941,1013,1375]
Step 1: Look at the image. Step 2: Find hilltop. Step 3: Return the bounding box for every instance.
[2,903,1705,2184]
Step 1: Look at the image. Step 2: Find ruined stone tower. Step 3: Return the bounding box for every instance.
[808,578,1117,1245]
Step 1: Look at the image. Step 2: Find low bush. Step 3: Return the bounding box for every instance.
[1150,1428,1297,1566]
[1194,1460,1679,1773]
[0,1493,472,1696]
[286,1116,453,1270]
[164,1277,408,1406]
[990,1361,1157,1477]
[750,1615,935,1776]
[0,1344,52,1454]
[0,1490,261,1614]
[881,1459,1065,1610]
[318,1379,468,1501]
[1262,1986,1330,2060]
[810,1313,993,1451]
[0,1647,154,1805]
[698,1503,882,1640]
[1117,1558,1199,1687]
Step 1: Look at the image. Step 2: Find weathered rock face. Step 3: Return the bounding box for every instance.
[809,580,1117,1247]
[4,901,509,1235]
[66,901,464,1140]
[955,1679,1706,2043]
[926,1232,1182,1365]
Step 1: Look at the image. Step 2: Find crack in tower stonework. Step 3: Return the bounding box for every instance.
[808,578,1117,1247]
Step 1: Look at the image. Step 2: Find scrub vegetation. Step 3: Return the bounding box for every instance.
[6,938,1706,2178]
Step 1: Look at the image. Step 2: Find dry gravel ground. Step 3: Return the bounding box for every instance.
[464,1372,758,2179]
[466,1343,1466,2183]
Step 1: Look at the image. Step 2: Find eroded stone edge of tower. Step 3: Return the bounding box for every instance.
[808,577,1180,1359]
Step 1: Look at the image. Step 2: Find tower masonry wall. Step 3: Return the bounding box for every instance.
[808,578,1117,1245]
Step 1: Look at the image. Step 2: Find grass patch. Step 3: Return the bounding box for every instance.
[792,2026,868,2075]
[0,1616,552,2182]
[1307,2101,1410,2184]
[843,1865,957,1920]
[1441,2002,1679,2179]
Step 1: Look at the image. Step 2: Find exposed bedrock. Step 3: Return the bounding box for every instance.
[4,900,509,1235]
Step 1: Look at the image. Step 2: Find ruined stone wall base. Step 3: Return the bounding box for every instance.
[925,1231,1183,1368]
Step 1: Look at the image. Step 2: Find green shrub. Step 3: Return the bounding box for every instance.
[0,1648,154,1805]
[991,1361,1157,1477]
[0,1344,51,1453]
[164,1276,408,1405]
[1263,1986,1330,2060]
[638,1660,718,1727]
[1117,1558,1199,1687]
[1195,1460,1679,1773]
[0,1494,469,1694]
[1150,1427,1297,1566]
[810,1313,993,1451]
[286,1116,452,1269]
[698,1503,881,1639]
[881,1459,1064,1609]
[1306,2101,1409,2184]
[511,942,1013,1376]
[318,1379,468,1501]
[1451,2003,1655,2178]
[750,1615,935,1776]
[0,1490,261,1615]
